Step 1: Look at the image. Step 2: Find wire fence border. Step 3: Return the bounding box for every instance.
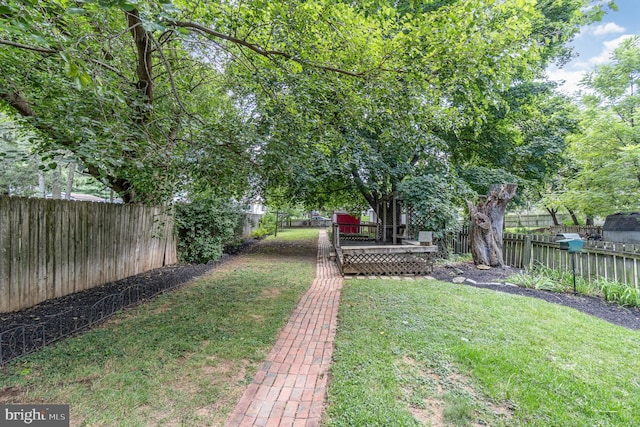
[1,255,229,366]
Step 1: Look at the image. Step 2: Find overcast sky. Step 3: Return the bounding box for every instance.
[546,0,640,96]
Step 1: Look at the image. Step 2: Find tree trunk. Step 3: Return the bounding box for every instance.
[567,207,580,226]
[546,207,560,226]
[467,183,517,267]
[375,198,401,243]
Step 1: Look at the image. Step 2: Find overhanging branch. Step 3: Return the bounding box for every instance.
[167,20,367,78]
[0,39,129,80]
[0,39,57,53]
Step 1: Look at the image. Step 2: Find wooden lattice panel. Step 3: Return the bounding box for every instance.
[341,234,376,241]
[342,252,434,275]
[406,205,427,240]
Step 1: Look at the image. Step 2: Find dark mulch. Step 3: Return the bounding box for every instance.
[0,261,224,332]
[431,261,640,330]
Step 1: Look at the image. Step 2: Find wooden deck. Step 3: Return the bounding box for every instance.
[330,222,438,276]
[336,244,438,276]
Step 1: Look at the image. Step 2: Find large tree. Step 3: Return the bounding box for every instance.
[556,36,640,218]
[1,0,369,202]
[252,1,605,251]
[0,0,613,208]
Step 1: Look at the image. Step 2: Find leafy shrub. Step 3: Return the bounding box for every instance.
[399,174,462,237]
[510,264,584,293]
[251,227,269,239]
[509,272,565,292]
[174,197,243,264]
[259,212,277,235]
[599,279,640,307]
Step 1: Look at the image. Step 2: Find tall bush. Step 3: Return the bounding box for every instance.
[399,174,464,238]
[174,198,243,263]
[259,212,277,235]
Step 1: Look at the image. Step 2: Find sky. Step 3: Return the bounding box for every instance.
[546,0,640,97]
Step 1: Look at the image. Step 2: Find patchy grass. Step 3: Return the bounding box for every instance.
[435,253,472,265]
[0,229,319,426]
[326,278,640,426]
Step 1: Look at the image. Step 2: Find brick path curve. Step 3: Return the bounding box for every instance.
[225,230,342,427]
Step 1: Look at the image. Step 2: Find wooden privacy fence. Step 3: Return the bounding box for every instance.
[504,233,640,288]
[445,226,469,255]
[504,214,570,228]
[548,225,602,237]
[0,196,177,313]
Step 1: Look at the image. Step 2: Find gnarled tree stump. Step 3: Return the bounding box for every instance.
[467,183,517,267]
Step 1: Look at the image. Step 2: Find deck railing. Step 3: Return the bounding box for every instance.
[330,222,438,276]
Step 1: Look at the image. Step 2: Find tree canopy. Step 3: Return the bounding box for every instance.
[252,0,604,202]
[553,36,640,218]
[0,0,615,213]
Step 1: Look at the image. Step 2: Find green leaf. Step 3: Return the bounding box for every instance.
[65,61,79,78]
[66,8,86,15]
[30,34,48,45]
[79,72,93,87]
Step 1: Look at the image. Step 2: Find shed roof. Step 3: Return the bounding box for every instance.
[603,212,640,231]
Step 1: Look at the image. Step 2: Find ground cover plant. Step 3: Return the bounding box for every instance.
[509,264,640,308]
[0,228,319,426]
[326,278,640,426]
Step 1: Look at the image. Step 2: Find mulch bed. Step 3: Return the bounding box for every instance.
[0,261,228,366]
[0,262,223,332]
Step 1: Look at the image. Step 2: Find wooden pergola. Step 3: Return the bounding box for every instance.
[330,194,438,276]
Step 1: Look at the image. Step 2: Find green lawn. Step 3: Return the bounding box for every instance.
[326,278,640,426]
[0,228,318,426]
[4,229,639,426]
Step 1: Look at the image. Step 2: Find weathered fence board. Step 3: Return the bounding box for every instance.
[548,225,602,237]
[504,233,640,288]
[0,196,177,313]
[445,225,469,255]
[0,198,9,313]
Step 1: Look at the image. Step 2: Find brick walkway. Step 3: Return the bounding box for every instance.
[225,230,343,427]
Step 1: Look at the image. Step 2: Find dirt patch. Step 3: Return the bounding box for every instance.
[430,261,640,330]
[410,397,445,427]
[193,358,250,426]
[430,261,518,285]
[399,355,513,426]
[0,386,24,402]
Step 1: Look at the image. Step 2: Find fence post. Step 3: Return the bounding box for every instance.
[523,234,533,269]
